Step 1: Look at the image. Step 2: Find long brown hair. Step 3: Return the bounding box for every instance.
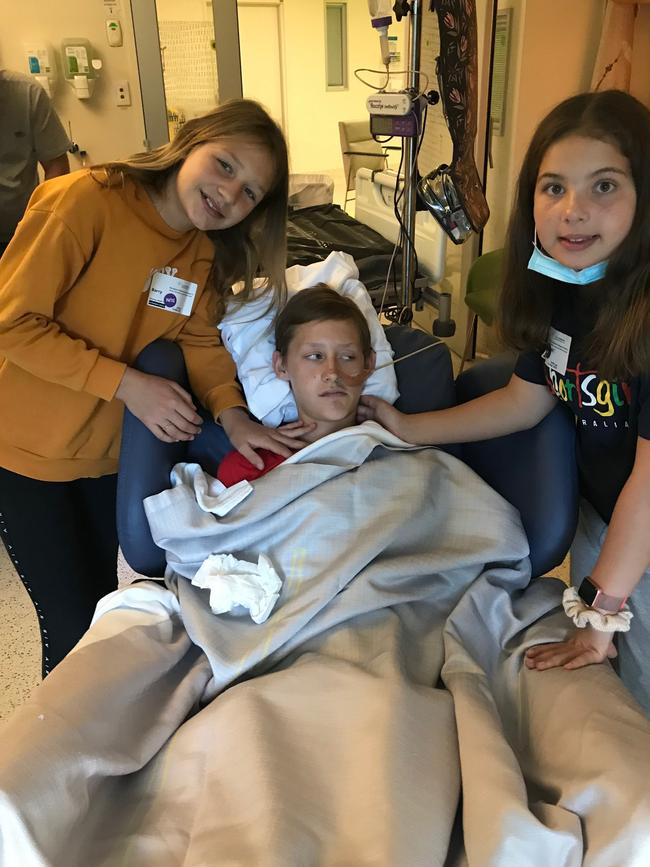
[499,90,650,379]
[92,99,289,323]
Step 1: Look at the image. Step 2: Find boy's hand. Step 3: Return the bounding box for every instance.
[524,626,617,671]
[219,408,314,469]
[116,368,202,442]
[357,395,409,440]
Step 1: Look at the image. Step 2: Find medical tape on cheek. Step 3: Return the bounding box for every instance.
[333,341,441,386]
[337,366,373,387]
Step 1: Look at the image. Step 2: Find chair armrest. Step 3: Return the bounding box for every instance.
[117,341,235,577]
[457,354,579,578]
[117,342,190,577]
[343,150,388,158]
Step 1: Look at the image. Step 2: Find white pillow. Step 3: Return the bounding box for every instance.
[219,251,399,427]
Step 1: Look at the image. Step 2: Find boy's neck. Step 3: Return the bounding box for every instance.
[300,412,358,443]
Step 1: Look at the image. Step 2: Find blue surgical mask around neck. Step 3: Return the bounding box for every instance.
[527,243,608,285]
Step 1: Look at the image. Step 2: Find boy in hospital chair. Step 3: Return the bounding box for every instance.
[217,283,376,486]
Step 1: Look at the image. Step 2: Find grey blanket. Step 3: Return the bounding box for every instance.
[0,426,649,866]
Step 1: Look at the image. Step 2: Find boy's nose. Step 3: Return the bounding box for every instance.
[322,360,341,381]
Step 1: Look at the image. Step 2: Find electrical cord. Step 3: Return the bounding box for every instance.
[353,67,430,96]
[378,143,406,319]
[379,105,429,320]
[356,62,432,321]
[390,105,428,307]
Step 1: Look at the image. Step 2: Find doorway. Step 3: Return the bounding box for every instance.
[131,0,242,149]
[237,1,285,129]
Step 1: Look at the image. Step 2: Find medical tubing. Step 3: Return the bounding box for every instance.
[390,107,427,305]
[377,99,428,317]
[353,67,430,97]
[379,144,407,318]
[375,339,440,371]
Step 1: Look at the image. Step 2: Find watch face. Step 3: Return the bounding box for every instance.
[578,578,598,606]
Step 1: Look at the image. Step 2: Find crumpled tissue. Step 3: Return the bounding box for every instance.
[191,552,283,624]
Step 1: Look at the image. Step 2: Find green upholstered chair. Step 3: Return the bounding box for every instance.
[460,248,504,373]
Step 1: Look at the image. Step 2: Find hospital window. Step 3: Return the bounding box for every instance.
[325,2,348,90]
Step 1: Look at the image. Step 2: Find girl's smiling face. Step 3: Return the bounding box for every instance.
[533,135,636,271]
[169,138,275,232]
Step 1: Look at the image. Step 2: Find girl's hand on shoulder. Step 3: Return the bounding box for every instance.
[524,626,617,671]
[219,408,314,470]
[357,395,408,439]
[116,368,203,443]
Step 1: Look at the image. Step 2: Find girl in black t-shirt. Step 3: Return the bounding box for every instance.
[359,90,650,714]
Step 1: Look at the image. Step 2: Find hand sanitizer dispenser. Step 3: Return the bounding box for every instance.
[24,45,56,97]
[61,38,103,99]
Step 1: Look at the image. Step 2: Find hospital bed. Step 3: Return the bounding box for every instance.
[287,169,447,316]
[1,328,650,866]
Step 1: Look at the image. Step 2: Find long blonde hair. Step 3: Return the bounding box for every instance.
[92,99,289,323]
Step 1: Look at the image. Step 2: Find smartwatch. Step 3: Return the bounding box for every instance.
[577,576,628,613]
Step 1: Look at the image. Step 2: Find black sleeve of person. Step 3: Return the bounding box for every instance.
[513,349,547,386]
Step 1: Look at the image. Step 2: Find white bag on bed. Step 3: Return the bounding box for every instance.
[219,251,399,427]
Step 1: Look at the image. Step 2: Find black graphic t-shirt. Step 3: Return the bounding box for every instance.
[515,282,650,524]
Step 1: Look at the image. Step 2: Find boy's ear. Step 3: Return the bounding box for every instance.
[364,349,376,378]
[272,350,290,381]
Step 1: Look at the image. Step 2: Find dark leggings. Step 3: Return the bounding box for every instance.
[1,341,230,674]
[117,340,232,578]
[0,468,118,677]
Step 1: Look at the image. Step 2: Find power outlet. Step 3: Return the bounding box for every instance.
[115,80,131,106]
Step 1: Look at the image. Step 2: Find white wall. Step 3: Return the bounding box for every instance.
[156,0,212,21]
[238,3,285,128]
[281,0,408,174]
[483,0,605,253]
[0,0,146,166]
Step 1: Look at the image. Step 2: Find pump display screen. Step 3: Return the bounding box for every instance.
[370,112,418,138]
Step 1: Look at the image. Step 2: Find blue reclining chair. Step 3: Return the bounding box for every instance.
[117,328,578,580]
[117,325,455,577]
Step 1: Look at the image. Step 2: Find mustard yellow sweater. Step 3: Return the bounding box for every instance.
[0,170,245,481]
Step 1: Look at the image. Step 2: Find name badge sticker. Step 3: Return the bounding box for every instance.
[543,326,572,376]
[146,271,198,317]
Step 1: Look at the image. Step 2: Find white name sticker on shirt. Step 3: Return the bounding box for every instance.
[542,326,572,376]
[146,271,198,317]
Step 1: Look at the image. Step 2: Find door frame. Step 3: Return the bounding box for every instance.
[130,0,244,149]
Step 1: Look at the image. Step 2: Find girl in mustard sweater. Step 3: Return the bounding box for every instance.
[0,99,307,675]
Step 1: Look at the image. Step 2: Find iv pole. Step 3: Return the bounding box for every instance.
[399,0,422,312]
[368,0,488,326]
